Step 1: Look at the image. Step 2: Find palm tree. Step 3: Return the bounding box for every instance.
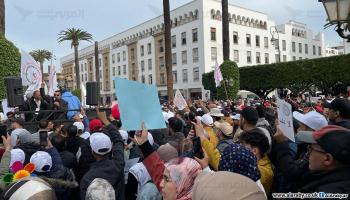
[58,28,93,89]
[163,0,174,102]
[0,0,5,34]
[29,49,52,82]
[222,0,230,60]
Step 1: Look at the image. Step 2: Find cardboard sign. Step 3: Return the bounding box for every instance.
[114,77,166,131]
[174,90,187,110]
[277,97,295,142]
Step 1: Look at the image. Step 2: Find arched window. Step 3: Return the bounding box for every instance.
[194,9,199,19]
[175,18,178,26]
[211,9,215,19]
[263,21,267,29]
[237,15,241,24]
[232,14,236,23]
[216,10,221,20]
[242,17,246,25]
[190,11,194,19]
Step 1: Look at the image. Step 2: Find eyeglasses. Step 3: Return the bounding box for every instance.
[54,94,60,97]
[308,145,327,154]
[162,175,172,183]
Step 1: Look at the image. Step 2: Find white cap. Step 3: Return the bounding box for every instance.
[201,114,214,126]
[162,112,174,123]
[30,151,52,172]
[209,108,224,117]
[73,122,84,131]
[293,111,328,131]
[89,132,112,155]
[10,149,25,167]
[119,130,128,144]
[232,114,241,120]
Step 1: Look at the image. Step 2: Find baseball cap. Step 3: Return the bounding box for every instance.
[201,114,214,126]
[214,121,233,137]
[241,107,259,124]
[89,132,112,155]
[293,111,328,131]
[73,122,84,131]
[89,119,103,133]
[10,149,25,167]
[30,151,52,173]
[323,98,350,118]
[313,125,350,164]
[210,108,224,117]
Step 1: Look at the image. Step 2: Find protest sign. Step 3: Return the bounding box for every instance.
[174,90,187,110]
[277,97,295,142]
[115,77,166,131]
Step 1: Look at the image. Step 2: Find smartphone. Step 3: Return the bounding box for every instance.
[39,131,48,146]
[0,125,7,144]
[192,136,204,159]
[105,108,112,118]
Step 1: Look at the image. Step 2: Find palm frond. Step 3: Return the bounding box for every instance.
[57,27,93,48]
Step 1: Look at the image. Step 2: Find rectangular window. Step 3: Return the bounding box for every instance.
[140,45,144,56]
[147,43,152,54]
[192,28,198,42]
[318,46,322,56]
[282,40,286,51]
[123,51,126,61]
[148,59,152,70]
[247,51,252,63]
[113,67,116,76]
[172,53,177,65]
[211,27,216,41]
[234,50,239,62]
[274,39,279,50]
[131,48,135,60]
[246,34,251,46]
[283,55,287,62]
[181,32,187,45]
[182,69,188,82]
[141,60,145,71]
[148,74,153,84]
[117,53,120,62]
[112,54,115,64]
[159,56,165,68]
[211,47,217,61]
[293,56,296,61]
[159,39,164,53]
[298,43,302,53]
[118,66,121,75]
[84,63,87,71]
[305,44,308,54]
[256,52,261,64]
[193,67,199,82]
[292,42,296,52]
[182,51,187,64]
[275,54,280,62]
[193,48,199,63]
[80,64,83,71]
[123,65,126,75]
[99,58,101,67]
[171,35,176,48]
[233,32,238,44]
[160,73,165,85]
[173,71,177,83]
[141,75,145,83]
[313,45,316,55]
[264,53,269,64]
[255,35,260,47]
[264,37,268,48]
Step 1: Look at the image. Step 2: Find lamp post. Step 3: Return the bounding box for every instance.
[318,0,350,42]
[270,26,281,62]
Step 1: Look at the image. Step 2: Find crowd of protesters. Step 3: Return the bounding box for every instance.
[0,87,349,200]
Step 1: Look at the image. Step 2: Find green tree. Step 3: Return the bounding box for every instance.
[29,49,52,82]
[0,0,4,34]
[58,28,93,89]
[202,60,240,100]
[0,34,20,99]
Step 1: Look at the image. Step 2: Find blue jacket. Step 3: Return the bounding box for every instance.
[62,91,81,119]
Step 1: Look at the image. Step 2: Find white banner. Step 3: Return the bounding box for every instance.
[81,83,87,107]
[21,50,42,93]
[174,90,188,110]
[202,90,211,101]
[277,97,295,142]
[48,65,58,96]
[1,99,15,120]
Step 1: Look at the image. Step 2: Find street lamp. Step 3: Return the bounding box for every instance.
[319,0,350,42]
[270,26,281,62]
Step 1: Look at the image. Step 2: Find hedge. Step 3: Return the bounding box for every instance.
[0,34,20,100]
[239,54,350,97]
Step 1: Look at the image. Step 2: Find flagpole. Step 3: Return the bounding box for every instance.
[222,80,229,100]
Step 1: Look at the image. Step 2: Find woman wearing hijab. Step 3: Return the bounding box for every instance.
[134,123,202,200]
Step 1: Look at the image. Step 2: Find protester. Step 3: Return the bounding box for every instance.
[21,90,50,122]
[324,98,350,129]
[165,117,185,154]
[31,120,50,144]
[199,114,218,147]
[9,118,32,148]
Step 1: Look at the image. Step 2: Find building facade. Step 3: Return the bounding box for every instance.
[60,0,326,103]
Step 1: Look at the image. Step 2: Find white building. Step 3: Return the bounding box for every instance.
[60,0,326,103]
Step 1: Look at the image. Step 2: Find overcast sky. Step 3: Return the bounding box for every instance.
[4,0,341,72]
